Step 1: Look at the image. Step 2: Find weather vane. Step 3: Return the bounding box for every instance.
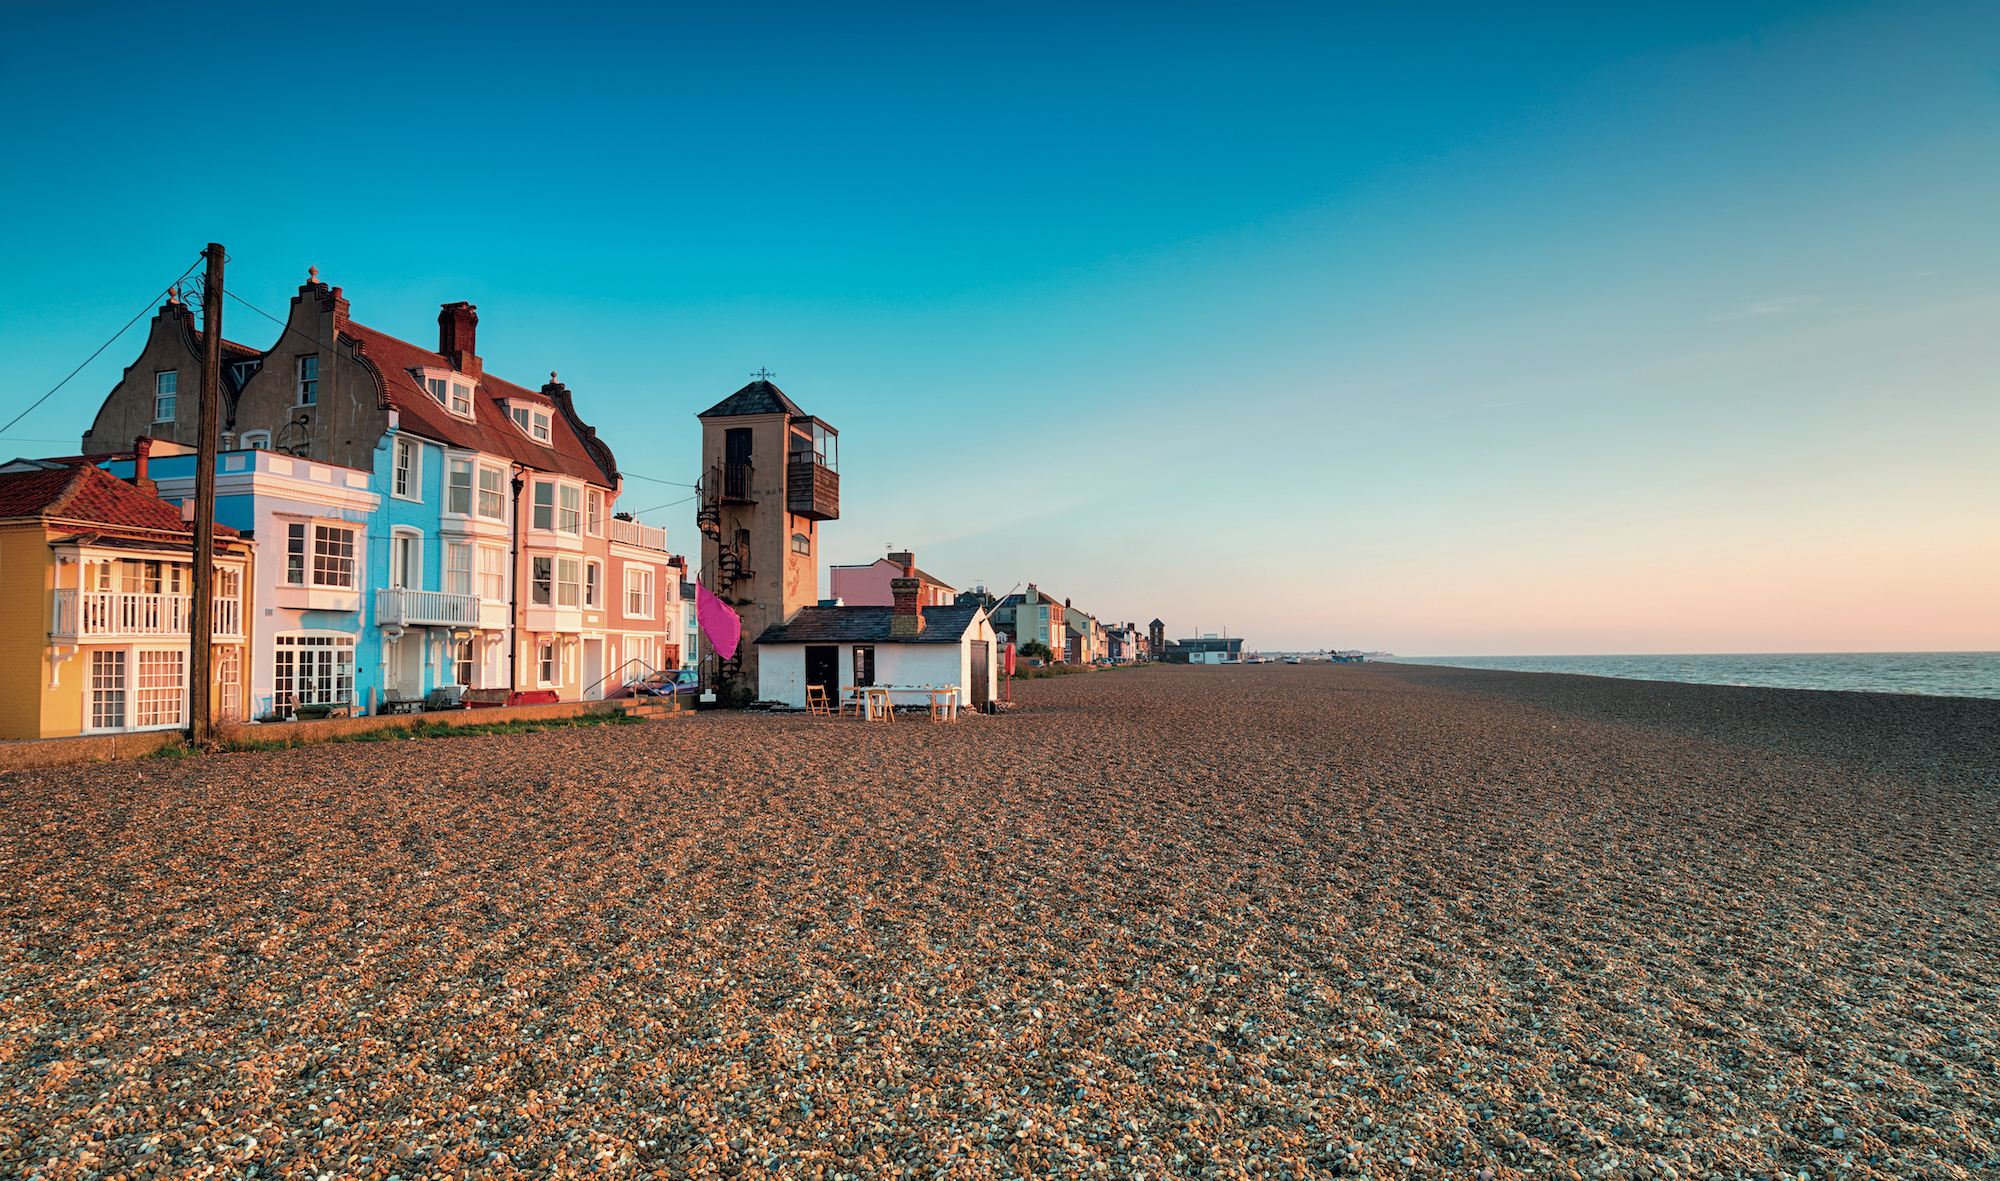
[750,367,776,380]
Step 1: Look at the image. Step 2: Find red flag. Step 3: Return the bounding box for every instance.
[696,583,741,661]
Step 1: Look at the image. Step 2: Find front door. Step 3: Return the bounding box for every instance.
[582,637,604,700]
[805,645,840,704]
[393,635,423,699]
[970,641,990,711]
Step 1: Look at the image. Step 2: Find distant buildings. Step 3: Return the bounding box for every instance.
[1163,635,1246,664]
[829,550,956,608]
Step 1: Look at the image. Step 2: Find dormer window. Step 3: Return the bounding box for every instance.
[419,371,476,419]
[509,404,552,443]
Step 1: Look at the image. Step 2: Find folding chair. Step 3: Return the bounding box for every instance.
[805,685,831,715]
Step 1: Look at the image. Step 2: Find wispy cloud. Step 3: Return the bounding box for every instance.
[1712,296,1821,321]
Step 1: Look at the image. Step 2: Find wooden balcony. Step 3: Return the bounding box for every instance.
[787,458,839,521]
[52,590,243,641]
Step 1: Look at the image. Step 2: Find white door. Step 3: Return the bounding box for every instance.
[393,636,423,699]
[582,638,604,700]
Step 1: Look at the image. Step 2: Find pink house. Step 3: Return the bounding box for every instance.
[828,550,957,608]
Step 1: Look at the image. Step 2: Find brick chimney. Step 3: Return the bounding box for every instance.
[889,556,925,637]
[438,302,480,377]
[129,436,156,494]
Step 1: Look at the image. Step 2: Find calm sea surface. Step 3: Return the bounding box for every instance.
[1380,652,2000,700]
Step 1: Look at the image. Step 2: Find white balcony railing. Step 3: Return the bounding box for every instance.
[608,518,669,552]
[375,588,483,628]
[51,590,244,641]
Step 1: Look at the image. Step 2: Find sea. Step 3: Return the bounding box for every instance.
[1378,652,2000,701]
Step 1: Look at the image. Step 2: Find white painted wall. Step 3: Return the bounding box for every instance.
[755,611,999,709]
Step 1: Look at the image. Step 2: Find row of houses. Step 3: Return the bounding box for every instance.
[0,273,696,740]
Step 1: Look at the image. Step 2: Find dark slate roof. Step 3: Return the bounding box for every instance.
[699,380,805,419]
[754,605,983,646]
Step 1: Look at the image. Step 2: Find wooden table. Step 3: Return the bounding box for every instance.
[859,685,959,722]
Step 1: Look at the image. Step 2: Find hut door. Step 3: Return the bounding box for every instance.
[970,641,990,711]
[805,646,840,701]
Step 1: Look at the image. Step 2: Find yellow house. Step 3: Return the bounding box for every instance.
[0,458,252,740]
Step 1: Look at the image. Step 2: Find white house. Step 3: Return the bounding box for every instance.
[753,602,999,711]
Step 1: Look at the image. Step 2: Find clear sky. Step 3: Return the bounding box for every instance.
[3,1,1993,655]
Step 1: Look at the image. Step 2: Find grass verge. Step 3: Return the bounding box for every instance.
[148,712,645,758]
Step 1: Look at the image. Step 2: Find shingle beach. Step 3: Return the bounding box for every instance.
[3,663,1995,1181]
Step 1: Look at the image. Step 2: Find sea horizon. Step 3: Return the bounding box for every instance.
[1375,650,2000,701]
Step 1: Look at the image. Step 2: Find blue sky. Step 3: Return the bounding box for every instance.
[3,1,1994,653]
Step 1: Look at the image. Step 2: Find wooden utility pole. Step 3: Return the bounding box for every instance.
[188,242,223,745]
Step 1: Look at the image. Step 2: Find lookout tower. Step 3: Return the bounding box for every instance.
[1148,618,1165,659]
[695,379,839,697]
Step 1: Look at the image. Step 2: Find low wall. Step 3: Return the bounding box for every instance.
[0,699,684,771]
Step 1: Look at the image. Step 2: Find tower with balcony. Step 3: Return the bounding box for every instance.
[695,379,838,697]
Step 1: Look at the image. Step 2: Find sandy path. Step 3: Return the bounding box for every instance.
[0,663,1992,1181]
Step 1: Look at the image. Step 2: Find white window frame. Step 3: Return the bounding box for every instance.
[536,638,557,686]
[272,631,356,709]
[392,437,421,501]
[625,566,653,619]
[478,545,507,601]
[586,490,603,536]
[240,430,270,450]
[445,542,473,597]
[446,456,473,514]
[133,649,186,729]
[531,480,555,531]
[558,484,581,535]
[450,381,473,417]
[296,356,318,406]
[509,404,553,443]
[390,528,421,590]
[477,464,506,520]
[584,559,601,607]
[153,372,177,423]
[556,557,581,607]
[288,520,356,588]
[531,554,553,605]
[89,650,126,731]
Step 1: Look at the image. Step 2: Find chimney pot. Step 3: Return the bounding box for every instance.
[438,302,480,376]
[129,436,156,493]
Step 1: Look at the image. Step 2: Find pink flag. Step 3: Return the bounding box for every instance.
[696,582,742,661]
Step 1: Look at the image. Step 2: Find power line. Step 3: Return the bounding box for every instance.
[620,471,698,487]
[3,254,207,439]
[625,493,697,517]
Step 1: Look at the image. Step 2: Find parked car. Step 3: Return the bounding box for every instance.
[633,668,703,699]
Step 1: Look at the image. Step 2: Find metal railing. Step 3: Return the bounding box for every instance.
[52,590,244,640]
[375,588,483,627]
[608,517,669,552]
[579,656,679,703]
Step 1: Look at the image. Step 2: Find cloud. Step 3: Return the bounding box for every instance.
[1712,296,1822,321]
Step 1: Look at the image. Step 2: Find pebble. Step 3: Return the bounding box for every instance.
[0,662,1992,1181]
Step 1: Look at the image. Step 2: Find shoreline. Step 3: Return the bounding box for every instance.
[1371,654,1998,705]
[1357,661,1999,787]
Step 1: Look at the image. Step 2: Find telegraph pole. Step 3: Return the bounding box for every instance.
[188,243,223,745]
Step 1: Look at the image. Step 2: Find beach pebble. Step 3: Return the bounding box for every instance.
[0,663,1990,1181]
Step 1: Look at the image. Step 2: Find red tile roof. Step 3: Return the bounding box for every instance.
[342,323,620,488]
[0,463,240,540]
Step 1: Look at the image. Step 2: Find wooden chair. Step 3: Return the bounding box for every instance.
[840,686,868,718]
[805,685,831,715]
[929,686,957,723]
